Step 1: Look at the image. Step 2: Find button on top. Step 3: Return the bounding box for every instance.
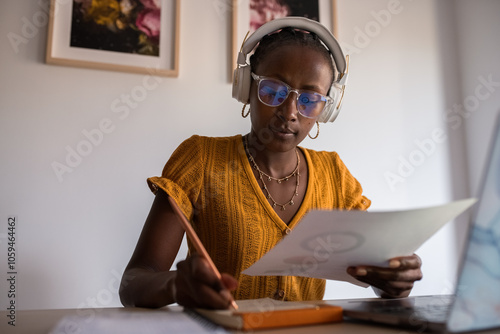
[274,289,285,300]
[284,228,291,235]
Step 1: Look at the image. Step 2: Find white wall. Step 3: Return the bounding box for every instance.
[0,0,498,311]
[454,0,500,195]
[325,0,456,298]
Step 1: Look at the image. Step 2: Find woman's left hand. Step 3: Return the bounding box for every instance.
[346,254,423,298]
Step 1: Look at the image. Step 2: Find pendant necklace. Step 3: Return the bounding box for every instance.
[244,136,300,211]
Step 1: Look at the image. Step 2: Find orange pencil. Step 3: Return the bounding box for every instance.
[168,196,238,310]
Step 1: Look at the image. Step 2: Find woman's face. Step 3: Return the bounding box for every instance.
[249,44,333,153]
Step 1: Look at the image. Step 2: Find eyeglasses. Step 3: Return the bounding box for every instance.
[251,72,333,119]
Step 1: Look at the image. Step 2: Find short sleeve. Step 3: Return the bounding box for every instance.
[331,152,371,210]
[147,135,205,220]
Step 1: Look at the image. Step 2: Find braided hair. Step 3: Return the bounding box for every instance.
[249,27,337,84]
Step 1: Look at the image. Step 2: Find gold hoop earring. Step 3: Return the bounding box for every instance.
[308,122,320,139]
[241,104,250,118]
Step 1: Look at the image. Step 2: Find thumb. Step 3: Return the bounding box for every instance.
[220,273,239,291]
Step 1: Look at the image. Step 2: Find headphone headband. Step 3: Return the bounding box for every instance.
[238,17,346,83]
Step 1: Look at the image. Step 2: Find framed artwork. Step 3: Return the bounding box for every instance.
[46,0,180,77]
[231,0,338,78]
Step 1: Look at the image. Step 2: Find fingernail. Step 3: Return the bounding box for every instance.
[356,268,367,276]
[389,260,401,268]
[220,289,232,301]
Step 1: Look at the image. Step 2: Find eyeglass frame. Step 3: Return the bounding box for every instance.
[250,72,334,119]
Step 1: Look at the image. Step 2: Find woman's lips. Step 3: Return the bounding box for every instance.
[270,126,296,137]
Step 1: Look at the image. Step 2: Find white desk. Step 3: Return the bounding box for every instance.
[2,303,500,334]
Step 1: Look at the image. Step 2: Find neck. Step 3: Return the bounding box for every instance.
[245,134,299,178]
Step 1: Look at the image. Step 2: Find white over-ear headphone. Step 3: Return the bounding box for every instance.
[232,16,349,123]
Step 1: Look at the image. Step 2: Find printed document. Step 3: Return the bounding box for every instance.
[244,198,476,286]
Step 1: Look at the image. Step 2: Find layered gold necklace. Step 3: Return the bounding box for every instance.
[244,136,300,211]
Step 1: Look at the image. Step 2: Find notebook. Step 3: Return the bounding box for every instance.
[192,298,342,331]
[333,115,500,333]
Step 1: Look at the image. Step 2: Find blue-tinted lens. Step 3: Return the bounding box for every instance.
[258,79,289,106]
[297,92,327,117]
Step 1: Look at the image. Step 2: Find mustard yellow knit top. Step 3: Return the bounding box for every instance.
[147,135,370,301]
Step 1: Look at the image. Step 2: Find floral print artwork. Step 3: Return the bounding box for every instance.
[70,0,161,56]
[249,0,319,33]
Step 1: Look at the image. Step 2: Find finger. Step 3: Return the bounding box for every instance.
[190,257,238,308]
[377,267,422,282]
[389,254,422,269]
[349,254,423,279]
[375,280,415,298]
[347,266,367,277]
[367,267,423,282]
[221,273,239,291]
[193,280,235,309]
[174,286,198,308]
[347,265,423,283]
[384,280,415,292]
[348,271,416,298]
[177,256,234,309]
[176,280,232,309]
[189,255,224,290]
[348,267,422,298]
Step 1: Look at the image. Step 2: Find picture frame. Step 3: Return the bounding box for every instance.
[231,0,338,79]
[46,0,180,77]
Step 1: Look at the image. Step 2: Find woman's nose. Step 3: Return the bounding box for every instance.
[277,91,299,122]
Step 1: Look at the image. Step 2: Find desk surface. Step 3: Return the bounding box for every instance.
[2,303,500,334]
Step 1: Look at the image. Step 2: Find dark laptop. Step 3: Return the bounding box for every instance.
[333,115,500,333]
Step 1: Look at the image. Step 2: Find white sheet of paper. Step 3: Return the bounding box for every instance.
[243,198,477,287]
[48,309,227,334]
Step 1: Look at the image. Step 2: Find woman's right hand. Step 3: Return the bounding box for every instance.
[174,254,238,309]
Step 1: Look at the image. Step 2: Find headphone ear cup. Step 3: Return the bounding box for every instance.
[317,103,339,123]
[325,104,341,123]
[232,65,252,104]
[317,86,341,123]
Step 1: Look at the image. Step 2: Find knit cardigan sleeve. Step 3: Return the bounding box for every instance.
[147,135,205,220]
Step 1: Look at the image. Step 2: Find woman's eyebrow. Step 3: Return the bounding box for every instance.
[271,74,324,92]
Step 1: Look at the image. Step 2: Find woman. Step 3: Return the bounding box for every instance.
[119,17,422,310]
